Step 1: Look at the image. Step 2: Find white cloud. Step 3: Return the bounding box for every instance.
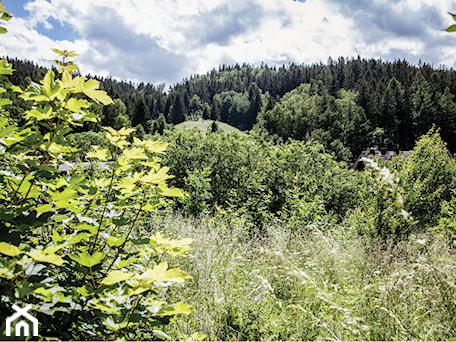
[1,0,456,85]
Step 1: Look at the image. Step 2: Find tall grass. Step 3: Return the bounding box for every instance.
[141,213,456,341]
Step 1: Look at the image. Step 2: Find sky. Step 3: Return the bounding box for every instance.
[1,0,456,86]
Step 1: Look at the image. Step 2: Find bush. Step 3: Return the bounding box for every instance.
[395,128,456,228]
[160,129,367,229]
[0,55,192,340]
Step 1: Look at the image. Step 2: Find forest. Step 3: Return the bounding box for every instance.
[1,2,456,341]
[5,55,456,161]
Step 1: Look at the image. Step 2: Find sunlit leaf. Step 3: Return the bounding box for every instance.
[103,316,129,331]
[118,127,136,136]
[123,147,147,160]
[81,78,113,105]
[41,70,60,99]
[158,185,184,197]
[0,98,12,106]
[66,98,89,112]
[142,262,191,283]
[86,145,111,161]
[151,232,192,249]
[142,167,174,184]
[69,251,105,267]
[28,249,64,266]
[25,106,53,121]
[0,242,21,256]
[0,59,13,75]
[102,270,133,285]
[156,302,194,316]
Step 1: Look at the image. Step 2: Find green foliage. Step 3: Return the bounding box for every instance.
[433,196,456,246]
[0,53,192,339]
[257,84,370,159]
[360,158,412,238]
[101,98,130,129]
[160,129,367,232]
[395,128,456,227]
[8,53,456,154]
[180,168,213,216]
[445,12,456,32]
[52,49,79,74]
[279,189,327,230]
[0,1,12,34]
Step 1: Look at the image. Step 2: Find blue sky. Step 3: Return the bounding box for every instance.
[1,0,456,86]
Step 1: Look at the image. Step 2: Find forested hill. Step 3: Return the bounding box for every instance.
[4,57,456,158]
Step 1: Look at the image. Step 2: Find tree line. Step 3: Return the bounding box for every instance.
[3,56,456,159]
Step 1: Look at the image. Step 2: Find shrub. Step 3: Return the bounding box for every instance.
[180,167,213,216]
[0,52,192,340]
[395,127,456,228]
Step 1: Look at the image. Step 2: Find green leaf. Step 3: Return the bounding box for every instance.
[69,251,105,268]
[0,98,12,106]
[158,185,184,197]
[445,24,456,32]
[116,176,138,194]
[156,302,194,317]
[86,145,111,161]
[1,11,12,21]
[35,204,53,213]
[53,49,78,58]
[68,232,94,245]
[142,167,174,184]
[133,138,168,154]
[17,281,38,298]
[25,106,54,121]
[28,249,64,266]
[144,140,168,154]
[143,262,191,283]
[34,287,54,301]
[9,85,22,93]
[0,59,14,75]
[49,187,80,208]
[102,270,133,285]
[65,97,89,112]
[0,242,21,256]
[106,235,127,247]
[76,286,90,297]
[74,77,113,105]
[117,127,136,136]
[103,316,129,331]
[41,70,60,99]
[123,147,147,160]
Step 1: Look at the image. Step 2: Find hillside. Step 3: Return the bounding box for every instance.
[175,119,239,133]
[3,57,456,160]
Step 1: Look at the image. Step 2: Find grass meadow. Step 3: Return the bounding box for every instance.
[136,213,456,341]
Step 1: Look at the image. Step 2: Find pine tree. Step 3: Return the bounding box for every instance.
[411,71,436,139]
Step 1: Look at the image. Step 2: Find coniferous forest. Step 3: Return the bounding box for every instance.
[5,56,456,160]
[2,3,456,341]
